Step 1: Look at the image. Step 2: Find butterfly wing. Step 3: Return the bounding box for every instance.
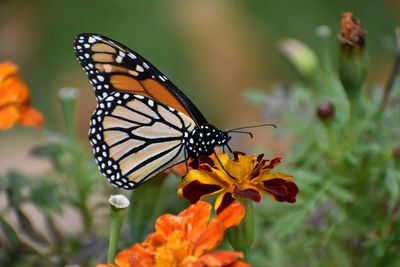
[74,33,207,125]
[90,91,195,189]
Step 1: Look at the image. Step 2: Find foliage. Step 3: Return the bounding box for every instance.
[0,88,109,266]
[245,21,400,267]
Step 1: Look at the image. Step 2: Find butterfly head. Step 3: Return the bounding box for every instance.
[185,124,230,158]
[199,124,230,146]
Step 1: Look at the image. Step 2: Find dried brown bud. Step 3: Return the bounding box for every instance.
[338,12,366,50]
[393,148,400,160]
[338,13,368,101]
[317,101,335,121]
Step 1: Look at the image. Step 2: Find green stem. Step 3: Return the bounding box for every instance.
[58,88,78,141]
[380,52,400,112]
[107,202,128,264]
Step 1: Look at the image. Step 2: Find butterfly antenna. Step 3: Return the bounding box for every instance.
[227,123,277,132]
[228,130,253,139]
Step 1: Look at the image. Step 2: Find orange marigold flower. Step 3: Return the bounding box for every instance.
[179,152,298,213]
[98,201,250,267]
[0,61,44,129]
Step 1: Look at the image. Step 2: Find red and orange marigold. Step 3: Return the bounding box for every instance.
[0,61,43,129]
[179,152,298,214]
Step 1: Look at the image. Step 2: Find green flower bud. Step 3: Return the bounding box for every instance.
[58,87,79,140]
[280,38,319,78]
[338,13,368,101]
[227,198,254,259]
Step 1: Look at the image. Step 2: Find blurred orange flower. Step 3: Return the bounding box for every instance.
[0,61,44,129]
[179,152,298,214]
[97,201,250,267]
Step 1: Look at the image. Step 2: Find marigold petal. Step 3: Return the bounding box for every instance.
[262,177,299,203]
[184,169,226,185]
[232,151,246,161]
[226,160,249,180]
[190,155,216,170]
[268,157,282,168]
[229,261,252,267]
[193,220,225,257]
[215,192,235,214]
[180,180,223,204]
[115,244,154,267]
[214,153,230,166]
[215,201,244,229]
[154,213,184,238]
[198,250,244,266]
[0,105,20,129]
[194,201,244,256]
[0,61,18,82]
[178,201,212,239]
[114,248,133,267]
[233,187,262,202]
[0,76,30,106]
[19,106,44,128]
[155,201,211,240]
[146,232,165,248]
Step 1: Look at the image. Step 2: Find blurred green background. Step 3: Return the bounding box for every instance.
[1,0,399,129]
[1,1,400,266]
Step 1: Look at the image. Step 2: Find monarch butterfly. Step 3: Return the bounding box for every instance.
[74,33,263,189]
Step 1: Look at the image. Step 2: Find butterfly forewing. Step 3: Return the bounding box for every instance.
[89,92,196,189]
[74,33,207,125]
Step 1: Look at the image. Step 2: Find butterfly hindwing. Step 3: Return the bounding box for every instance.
[89,91,196,189]
[74,33,207,125]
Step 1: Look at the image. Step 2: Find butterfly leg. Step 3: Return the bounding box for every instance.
[213,151,236,180]
[182,148,190,179]
[226,144,233,154]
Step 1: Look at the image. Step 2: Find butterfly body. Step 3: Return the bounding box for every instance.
[75,33,230,189]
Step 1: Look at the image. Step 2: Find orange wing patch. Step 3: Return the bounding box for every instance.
[109,76,190,117]
[92,53,114,63]
[86,39,192,117]
[91,43,116,53]
[140,79,191,117]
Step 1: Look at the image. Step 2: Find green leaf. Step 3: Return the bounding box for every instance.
[16,208,49,246]
[329,241,352,267]
[328,185,354,203]
[30,143,62,159]
[0,217,20,247]
[385,167,399,198]
[30,180,64,215]
[4,171,27,208]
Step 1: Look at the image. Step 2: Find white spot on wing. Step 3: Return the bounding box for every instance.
[136,65,144,72]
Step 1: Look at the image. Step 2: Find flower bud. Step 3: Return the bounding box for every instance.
[58,87,79,139]
[109,194,130,211]
[317,101,335,121]
[393,148,400,160]
[280,38,319,78]
[227,198,254,257]
[338,13,368,101]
